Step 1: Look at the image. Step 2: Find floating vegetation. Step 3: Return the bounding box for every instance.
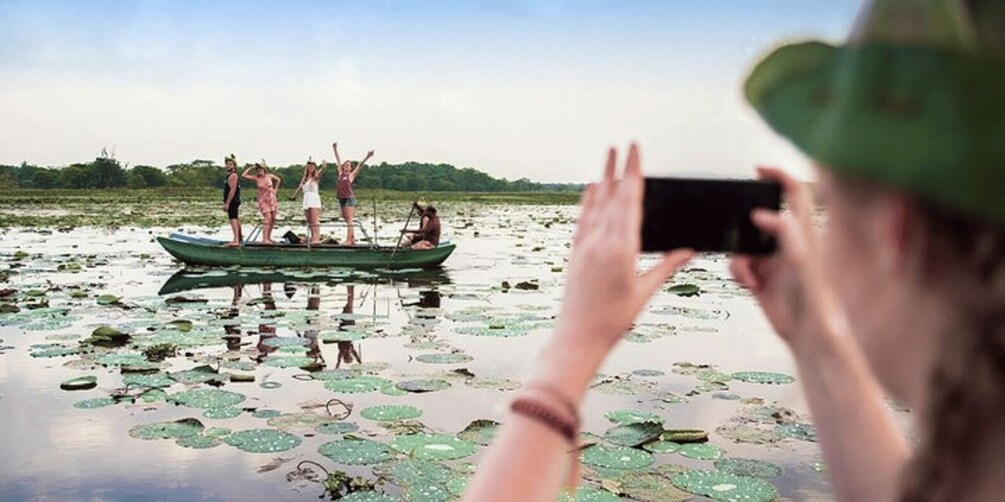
[580,445,654,471]
[224,428,302,453]
[319,438,394,465]
[169,388,246,409]
[129,418,204,440]
[667,284,701,297]
[603,423,664,447]
[677,442,724,460]
[203,406,242,419]
[262,355,314,368]
[389,434,477,461]
[316,422,360,435]
[776,422,817,442]
[60,375,97,391]
[73,397,118,409]
[641,441,681,454]
[715,424,781,445]
[466,378,521,391]
[671,470,778,502]
[267,412,337,434]
[616,471,692,502]
[176,434,224,449]
[361,405,423,421]
[415,353,473,365]
[325,376,392,394]
[457,420,499,446]
[605,410,663,426]
[714,458,784,478]
[731,371,795,385]
[396,379,451,393]
[661,429,708,443]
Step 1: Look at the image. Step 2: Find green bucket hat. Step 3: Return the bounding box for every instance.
[745,0,1005,223]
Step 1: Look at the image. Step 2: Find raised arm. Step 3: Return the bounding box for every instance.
[463,145,692,502]
[350,150,374,182]
[332,142,342,167]
[729,167,910,502]
[289,169,307,200]
[240,166,256,181]
[317,160,327,178]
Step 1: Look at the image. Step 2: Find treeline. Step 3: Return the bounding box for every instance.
[0,157,580,192]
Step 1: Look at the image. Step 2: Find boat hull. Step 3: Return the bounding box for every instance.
[157,234,455,269]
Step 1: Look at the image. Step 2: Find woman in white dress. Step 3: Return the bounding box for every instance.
[290,160,326,244]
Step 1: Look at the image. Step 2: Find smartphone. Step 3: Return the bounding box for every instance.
[642,177,781,254]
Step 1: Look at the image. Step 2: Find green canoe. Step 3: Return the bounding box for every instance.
[157,233,455,269]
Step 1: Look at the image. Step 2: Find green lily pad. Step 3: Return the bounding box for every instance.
[176,434,224,449]
[559,487,622,502]
[129,418,205,440]
[251,409,283,419]
[390,434,477,461]
[316,422,360,435]
[457,420,499,446]
[604,422,664,447]
[340,492,397,502]
[714,458,784,478]
[631,369,666,377]
[169,366,227,384]
[466,378,521,391]
[373,458,454,487]
[396,379,451,393]
[617,471,692,502]
[262,355,314,368]
[60,375,97,391]
[267,412,336,433]
[605,410,664,426]
[224,428,302,453]
[678,442,723,460]
[325,376,392,393]
[169,388,246,409]
[415,353,473,365]
[73,397,117,409]
[661,429,708,443]
[668,284,701,297]
[203,406,242,419]
[96,294,121,305]
[775,422,817,442]
[31,346,86,358]
[591,379,651,395]
[361,404,424,421]
[581,444,655,471]
[642,440,681,453]
[403,481,452,502]
[96,353,150,368]
[122,373,174,388]
[319,438,394,465]
[715,424,781,445]
[672,470,778,502]
[260,337,309,348]
[731,371,795,385]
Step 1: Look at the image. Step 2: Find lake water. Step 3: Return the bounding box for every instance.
[0,204,852,501]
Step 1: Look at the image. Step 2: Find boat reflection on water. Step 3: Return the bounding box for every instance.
[159,267,451,373]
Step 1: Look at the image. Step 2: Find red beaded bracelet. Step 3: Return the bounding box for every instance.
[510,398,579,443]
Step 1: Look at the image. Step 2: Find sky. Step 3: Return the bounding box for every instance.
[0,0,861,182]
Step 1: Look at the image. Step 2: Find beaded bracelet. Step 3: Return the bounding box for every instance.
[510,398,579,443]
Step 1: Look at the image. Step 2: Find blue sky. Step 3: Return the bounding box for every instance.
[0,0,861,182]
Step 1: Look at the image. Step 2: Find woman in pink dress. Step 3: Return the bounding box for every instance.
[332,142,374,246]
[241,161,282,244]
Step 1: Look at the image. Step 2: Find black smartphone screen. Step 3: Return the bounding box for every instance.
[641,177,781,254]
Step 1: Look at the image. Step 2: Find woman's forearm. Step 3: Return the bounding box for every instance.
[791,323,911,502]
[463,327,609,502]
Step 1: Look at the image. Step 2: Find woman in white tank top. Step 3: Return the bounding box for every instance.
[290,160,326,244]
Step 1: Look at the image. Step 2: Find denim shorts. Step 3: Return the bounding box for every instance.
[338,197,358,208]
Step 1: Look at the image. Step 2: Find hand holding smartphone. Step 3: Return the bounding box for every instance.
[641,177,781,255]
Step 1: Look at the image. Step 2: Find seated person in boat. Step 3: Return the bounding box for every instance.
[401,204,441,250]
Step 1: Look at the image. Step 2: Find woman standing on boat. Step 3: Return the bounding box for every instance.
[222,154,242,247]
[332,142,374,246]
[241,160,282,244]
[290,160,326,245]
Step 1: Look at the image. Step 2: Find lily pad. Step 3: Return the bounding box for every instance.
[642,440,681,453]
[340,492,398,502]
[559,487,621,502]
[176,434,224,449]
[667,284,701,297]
[325,376,392,394]
[251,409,283,419]
[60,375,97,391]
[262,355,314,368]
[224,428,302,453]
[316,422,360,435]
[169,365,227,384]
[129,418,205,440]
[631,369,665,377]
[96,294,121,305]
[457,420,499,446]
[604,422,664,447]
[672,470,778,502]
[96,353,150,368]
[203,406,242,419]
[661,429,708,443]
[396,379,451,393]
[714,458,783,478]
[775,422,817,442]
[361,404,424,421]
[267,412,336,433]
[373,458,453,487]
[466,378,521,391]
[169,388,246,409]
[678,443,723,460]
[581,444,655,471]
[415,353,473,365]
[591,379,651,395]
[122,373,174,388]
[731,371,795,385]
[617,471,692,502]
[605,410,664,426]
[319,438,394,465]
[389,434,477,461]
[715,424,781,445]
[73,397,117,409]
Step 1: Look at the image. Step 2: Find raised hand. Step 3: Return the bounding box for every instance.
[556,144,693,349]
